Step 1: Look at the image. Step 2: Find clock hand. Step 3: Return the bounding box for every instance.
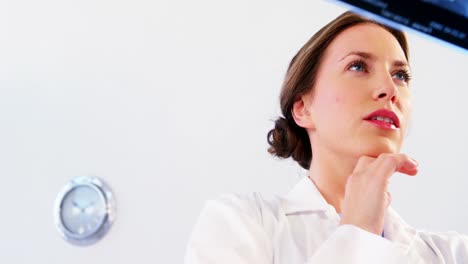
[72,200,87,213]
[84,200,97,209]
[72,200,81,209]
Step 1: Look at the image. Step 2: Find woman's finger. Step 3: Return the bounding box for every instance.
[373,154,418,181]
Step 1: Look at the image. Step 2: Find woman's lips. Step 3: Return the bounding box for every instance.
[364,119,398,130]
[364,108,400,130]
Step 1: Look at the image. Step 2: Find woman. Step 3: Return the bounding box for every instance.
[184,11,468,263]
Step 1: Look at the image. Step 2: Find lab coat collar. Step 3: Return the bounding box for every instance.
[282,176,333,214]
[282,176,417,252]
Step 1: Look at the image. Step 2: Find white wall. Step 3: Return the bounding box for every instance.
[0,0,466,263]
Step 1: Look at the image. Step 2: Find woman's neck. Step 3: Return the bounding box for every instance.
[308,148,358,214]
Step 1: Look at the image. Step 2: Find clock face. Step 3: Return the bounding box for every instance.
[60,185,107,237]
[55,176,115,246]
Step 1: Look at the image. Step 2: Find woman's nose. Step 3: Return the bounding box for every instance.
[373,75,397,104]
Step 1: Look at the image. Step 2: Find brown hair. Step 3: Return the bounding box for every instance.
[267,11,409,170]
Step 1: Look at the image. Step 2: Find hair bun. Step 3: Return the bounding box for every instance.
[267,117,311,169]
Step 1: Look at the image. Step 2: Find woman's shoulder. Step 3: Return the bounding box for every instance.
[387,208,468,260]
[186,192,284,262]
[414,228,468,261]
[388,207,468,241]
[194,191,288,238]
[417,228,468,248]
[201,192,286,221]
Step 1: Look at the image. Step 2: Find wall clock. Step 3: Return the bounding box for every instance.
[54,176,116,246]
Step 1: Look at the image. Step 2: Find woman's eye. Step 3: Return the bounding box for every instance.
[348,61,366,72]
[393,70,412,83]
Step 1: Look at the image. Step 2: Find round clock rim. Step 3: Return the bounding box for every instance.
[54,176,116,246]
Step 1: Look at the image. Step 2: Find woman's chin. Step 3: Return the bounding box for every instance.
[356,142,400,158]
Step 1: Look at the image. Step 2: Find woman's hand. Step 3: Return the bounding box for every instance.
[339,153,418,235]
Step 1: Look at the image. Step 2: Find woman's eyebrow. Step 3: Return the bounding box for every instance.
[393,60,409,68]
[339,50,409,68]
[339,51,375,62]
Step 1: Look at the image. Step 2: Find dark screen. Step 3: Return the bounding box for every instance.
[334,0,467,50]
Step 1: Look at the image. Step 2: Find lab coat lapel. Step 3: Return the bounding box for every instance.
[383,207,418,253]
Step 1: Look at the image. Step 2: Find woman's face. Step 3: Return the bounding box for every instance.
[306,23,412,159]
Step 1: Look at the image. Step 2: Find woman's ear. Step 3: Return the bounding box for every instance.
[292,96,315,129]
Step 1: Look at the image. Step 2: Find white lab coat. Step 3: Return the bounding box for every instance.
[185,177,468,263]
